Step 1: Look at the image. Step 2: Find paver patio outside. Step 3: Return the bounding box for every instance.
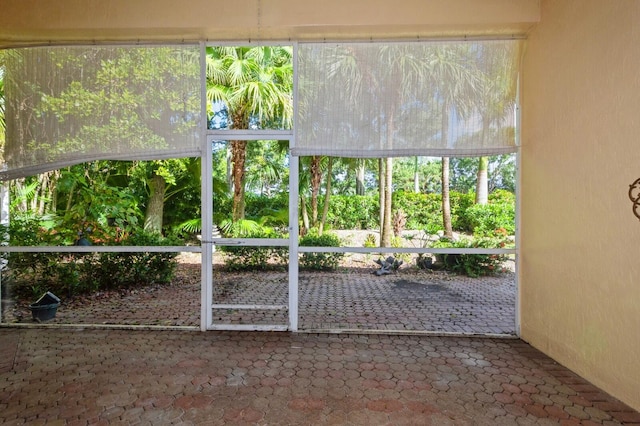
[2,259,516,336]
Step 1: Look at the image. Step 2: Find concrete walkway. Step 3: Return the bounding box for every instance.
[1,328,638,425]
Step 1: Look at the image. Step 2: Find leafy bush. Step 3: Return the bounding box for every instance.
[363,233,377,248]
[450,192,476,232]
[392,191,442,231]
[87,233,180,290]
[220,227,288,271]
[465,202,515,237]
[299,231,344,271]
[245,192,289,221]
[392,190,478,233]
[4,228,179,299]
[217,189,514,239]
[489,189,516,204]
[390,235,411,263]
[2,218,78,298]
[432,236,509,278]
[324,195,378,229]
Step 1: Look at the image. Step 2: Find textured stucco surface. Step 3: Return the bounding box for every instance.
[520,0,640,411]
[0,0,539,45]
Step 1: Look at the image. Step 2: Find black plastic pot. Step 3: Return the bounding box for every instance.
[29,291,60,322]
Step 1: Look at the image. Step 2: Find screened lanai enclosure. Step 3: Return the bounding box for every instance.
[0,40,521,335]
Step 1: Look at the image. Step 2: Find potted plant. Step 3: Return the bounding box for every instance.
[29,291,60,322]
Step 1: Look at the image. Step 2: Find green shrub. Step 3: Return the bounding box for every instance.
[220,227,288,271]
[450,192,476,232]
[392,190,478,233]
[390,235,411,263]
[392,191,442,231]
[432,236,509,278]
[4,229,179,299]
[324,195,378,229]
[453,190,515,235]
[299,231,344,271]
[465,202,515,237]
[489,189,516,204]
[363,233,377,248]
[88,232,180,289]
[245,192,289,220]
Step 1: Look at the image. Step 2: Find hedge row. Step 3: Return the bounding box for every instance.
[227,190,515,235]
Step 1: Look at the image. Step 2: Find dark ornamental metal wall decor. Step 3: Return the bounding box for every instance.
[629,178,640,220]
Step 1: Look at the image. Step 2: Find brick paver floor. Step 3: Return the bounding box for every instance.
[2,261,516,335]
[210,269,515,334]
[0,328,638,425]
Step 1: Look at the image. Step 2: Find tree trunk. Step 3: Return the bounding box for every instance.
[381,157,393,247]
[49,171,58,214]
[442,157,453,239]
[14,179,27,212]
[378,158,385,245]
[413,156,420,193]
[0,183,10,236]
[356,159,366,196]
[66,178,77,213]
[318,157,333,236]
[300,195,310,234]
[144,174,167,235]
[475,156,489,205]
[226,146,233,196]
[441,100,454,239]
[309,155,322,227]
[37,172,49,215]
[231,140,247,221]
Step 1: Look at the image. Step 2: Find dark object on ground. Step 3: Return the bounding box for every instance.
[29,292,61,322]
[373,256,403,276]
[416,255,433,270]
[417,254,448,271]
[74,237,92,246]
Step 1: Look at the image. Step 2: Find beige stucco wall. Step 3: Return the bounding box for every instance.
[520,0,640,411]
[0,0,539,45]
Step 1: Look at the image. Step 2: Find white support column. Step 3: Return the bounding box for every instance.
[288,156,299,331]
[514,74,522,337]
[200,42,213,332]
[289,42,299,332]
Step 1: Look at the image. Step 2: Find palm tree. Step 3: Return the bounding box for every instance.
[298,155,333,234]
[475,156,489,205]
[244,139,289,197]
[321,45,432,246]
[206,46,293,221]
[474,42,520,205]
[337,157,371,196]
[428,44,482,238]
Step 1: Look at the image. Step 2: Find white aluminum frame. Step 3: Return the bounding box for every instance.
[1,40,521,338]
[204,132,294,332]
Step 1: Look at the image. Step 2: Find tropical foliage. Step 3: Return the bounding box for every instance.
[0,43,518,282]
[206,46,293,221]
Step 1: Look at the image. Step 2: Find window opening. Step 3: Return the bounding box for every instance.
[295,153,517,334]
[0,159,202,327]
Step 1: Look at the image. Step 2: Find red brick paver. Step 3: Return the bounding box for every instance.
[0,328,637,425]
